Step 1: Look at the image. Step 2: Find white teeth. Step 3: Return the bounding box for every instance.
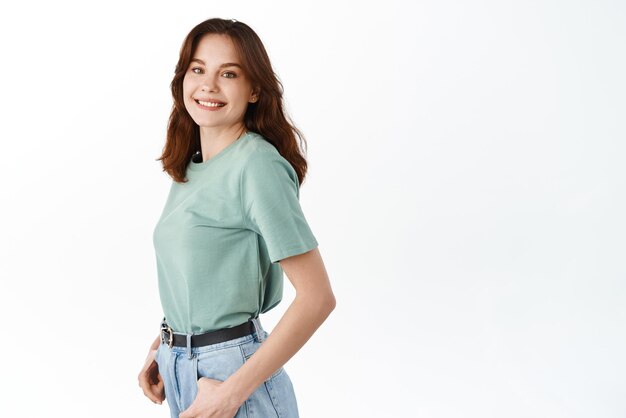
[197,99,225,107]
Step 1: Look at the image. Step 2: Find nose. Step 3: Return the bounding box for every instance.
[200,74,219,93]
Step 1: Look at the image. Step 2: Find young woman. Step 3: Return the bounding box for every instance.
[136,18,336,418]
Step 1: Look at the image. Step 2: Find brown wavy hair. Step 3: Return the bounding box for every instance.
[156,18,310,184]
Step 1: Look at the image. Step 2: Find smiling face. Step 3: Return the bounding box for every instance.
[182,33,258,131]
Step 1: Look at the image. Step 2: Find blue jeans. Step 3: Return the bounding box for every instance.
[155,317,300,418]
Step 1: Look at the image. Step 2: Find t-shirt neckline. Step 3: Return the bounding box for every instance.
[188,131,252,171]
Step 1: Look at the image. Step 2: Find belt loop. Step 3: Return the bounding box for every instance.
[186,334,194,359]
[251,317,265,343]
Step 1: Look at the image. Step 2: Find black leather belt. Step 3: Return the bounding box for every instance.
[160,319,256,348]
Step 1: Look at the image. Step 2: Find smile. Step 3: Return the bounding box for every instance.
[195,99,226,108]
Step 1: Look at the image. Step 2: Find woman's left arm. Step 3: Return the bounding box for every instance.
[179,247,335,417]
[225,246,336,404]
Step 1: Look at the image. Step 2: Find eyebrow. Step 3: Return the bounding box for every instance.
[190,58,242,69]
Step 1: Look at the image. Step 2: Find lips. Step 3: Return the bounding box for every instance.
[194,98,226,107]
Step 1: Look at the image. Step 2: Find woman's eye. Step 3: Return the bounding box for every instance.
[189,68,236,78]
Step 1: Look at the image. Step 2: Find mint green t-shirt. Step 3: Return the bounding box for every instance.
[152,131,318,334]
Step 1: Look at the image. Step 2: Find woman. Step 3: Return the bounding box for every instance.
[136,17,336,418]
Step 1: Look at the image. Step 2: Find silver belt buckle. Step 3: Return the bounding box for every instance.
[160,322,174,348]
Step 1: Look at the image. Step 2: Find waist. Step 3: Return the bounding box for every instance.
[160,317,257,349]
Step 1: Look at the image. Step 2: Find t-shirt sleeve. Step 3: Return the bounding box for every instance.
[241,151,319,263]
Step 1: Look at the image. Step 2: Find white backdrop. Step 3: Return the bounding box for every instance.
[1,1,624,417]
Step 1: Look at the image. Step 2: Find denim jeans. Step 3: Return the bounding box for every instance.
[155,317,300,418]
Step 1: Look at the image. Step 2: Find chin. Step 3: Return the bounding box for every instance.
[196,120,226,128]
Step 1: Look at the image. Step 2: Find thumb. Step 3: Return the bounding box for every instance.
[179,405,195,418]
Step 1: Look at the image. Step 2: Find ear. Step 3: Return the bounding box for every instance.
[249,87,260,103]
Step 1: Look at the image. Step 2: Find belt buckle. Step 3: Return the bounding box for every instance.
[160,322,174,348]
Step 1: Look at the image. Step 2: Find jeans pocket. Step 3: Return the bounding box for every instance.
[263,368,299,417]
[241,340,284,381]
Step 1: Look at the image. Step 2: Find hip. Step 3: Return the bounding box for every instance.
[155,319,300,417]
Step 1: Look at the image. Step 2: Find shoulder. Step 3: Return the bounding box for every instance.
[238,132,300,197]
[240,132,297,180]
[240,131,283,162]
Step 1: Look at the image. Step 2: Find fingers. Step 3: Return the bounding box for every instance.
[138,366,165,404]
[140,383,163,404]
[139,379,162,404]
[147,361,161,385]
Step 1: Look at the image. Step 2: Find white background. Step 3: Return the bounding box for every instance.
[1,0,625,417]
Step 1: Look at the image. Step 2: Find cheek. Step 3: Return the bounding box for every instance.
[232,89,252,107]
[182,77,192,96]
[183,74,200,95]
[181,80,196,114]
[182,80,197,108]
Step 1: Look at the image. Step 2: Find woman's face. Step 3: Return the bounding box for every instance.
[182,34,257,131]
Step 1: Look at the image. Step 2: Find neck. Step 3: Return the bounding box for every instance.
[198,124,247,161]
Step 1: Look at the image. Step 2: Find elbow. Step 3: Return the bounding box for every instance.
[298,291,336,315]
[315,294,336,321]
[327,292,337,311]
[322,292,337,314]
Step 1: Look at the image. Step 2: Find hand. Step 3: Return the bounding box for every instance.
[137,348,165,405]
[179,377,241,418]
